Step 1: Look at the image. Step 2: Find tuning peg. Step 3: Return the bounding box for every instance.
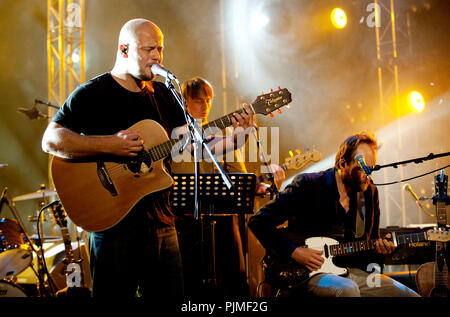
[261,91,264,95]
[278,86,281,90]
[269,113,274,118]
[277,109,282,114]
[289,150,294,157]
[270,88,273,93]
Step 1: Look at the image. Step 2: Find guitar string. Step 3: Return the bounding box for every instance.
[330,231,429,256]
[95,98,288,176]
[103,113,238,176]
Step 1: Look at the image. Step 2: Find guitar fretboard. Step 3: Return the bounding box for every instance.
[329,231,428,256]
[257,164,289,183]
[60,227,76,264]
[435,241,449,287]
[436,203,448,227]
[142,108,248,163]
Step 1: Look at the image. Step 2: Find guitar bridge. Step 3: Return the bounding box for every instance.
[97,162,118,196]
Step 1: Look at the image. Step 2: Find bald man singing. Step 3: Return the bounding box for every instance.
[42,19,253,299]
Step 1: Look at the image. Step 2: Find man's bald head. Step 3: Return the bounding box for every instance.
[118,18,163,47]
[113,18,164,81]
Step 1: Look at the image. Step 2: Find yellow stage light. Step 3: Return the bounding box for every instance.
[331,8,347,29]
[408,91,425,112]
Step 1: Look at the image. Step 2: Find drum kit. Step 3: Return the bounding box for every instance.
[0,183,90,297]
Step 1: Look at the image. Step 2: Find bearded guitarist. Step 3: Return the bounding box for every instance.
[249,132,420,297]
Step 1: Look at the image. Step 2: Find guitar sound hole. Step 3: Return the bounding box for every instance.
[127,150,152,174]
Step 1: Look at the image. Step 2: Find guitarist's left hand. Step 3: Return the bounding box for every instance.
[375,233,395,255]
[231,103,254,131]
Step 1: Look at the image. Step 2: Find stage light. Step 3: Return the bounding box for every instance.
[250,11,269,32]
[71,50,80,63]
[408,91,425,112]
[331,8,347,29]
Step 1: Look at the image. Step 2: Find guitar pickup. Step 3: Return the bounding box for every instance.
[97,162,118,196]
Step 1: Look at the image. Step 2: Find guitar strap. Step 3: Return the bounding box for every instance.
[355,192,366,238]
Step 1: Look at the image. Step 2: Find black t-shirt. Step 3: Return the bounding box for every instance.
[52,73,187,227]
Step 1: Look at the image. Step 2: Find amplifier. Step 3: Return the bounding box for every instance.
[381,226,435,265]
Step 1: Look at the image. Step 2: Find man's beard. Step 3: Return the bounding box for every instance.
[131,72,154,87]
[136,72,154,81]
[341,169,369,193]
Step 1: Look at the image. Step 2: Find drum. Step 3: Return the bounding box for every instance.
[0,280,28,297]
[0,218,33,279]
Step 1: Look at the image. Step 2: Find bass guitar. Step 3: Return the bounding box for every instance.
[52,88,292,232]
[257,149,322,184]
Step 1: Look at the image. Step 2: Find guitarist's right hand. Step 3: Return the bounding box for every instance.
[291,247,324,272]
[110,130,144,157]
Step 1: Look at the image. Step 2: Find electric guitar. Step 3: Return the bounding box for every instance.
[263,228,450,289]
[416,171,450,297]
[51,88,292,232]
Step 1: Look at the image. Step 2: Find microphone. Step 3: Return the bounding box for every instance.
[403,183,422,207]
[17,105,48,120]
[151,63,177,80]
[354,154,373,181]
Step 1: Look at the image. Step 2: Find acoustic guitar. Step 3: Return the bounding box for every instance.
[52,88,292,232]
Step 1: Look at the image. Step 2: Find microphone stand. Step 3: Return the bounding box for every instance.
[164,77,233,220]
[17,99,60,120]
[252,123,279,199]
[372,152,450,172]
[35,99,60,110]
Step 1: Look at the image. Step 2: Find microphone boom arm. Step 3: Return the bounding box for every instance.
[372,152,450,171]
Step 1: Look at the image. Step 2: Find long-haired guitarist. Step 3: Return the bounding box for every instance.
[41,18,254,299]
[249,132,420,297]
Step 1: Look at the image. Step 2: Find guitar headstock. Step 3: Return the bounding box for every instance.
[433,170,449,201]
[251,88,292,116]
[284,149,322,171]
[426,228,450,243]
[51,203,68,228]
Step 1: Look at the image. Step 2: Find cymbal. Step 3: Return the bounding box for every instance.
[13,189,58,202]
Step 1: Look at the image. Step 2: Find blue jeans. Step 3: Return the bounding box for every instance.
[88,210,183,299]
[306,268,420,297]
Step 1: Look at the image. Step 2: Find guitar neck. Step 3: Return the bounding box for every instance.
[436,202,448,227]
[202,108,247,131]
[329,231,429,257]
[147,108,250,162]
[59,227,76,264]
[435,241,449,288]
[256,163,288,183]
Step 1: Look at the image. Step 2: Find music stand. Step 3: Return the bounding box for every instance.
[171,173,256,287]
